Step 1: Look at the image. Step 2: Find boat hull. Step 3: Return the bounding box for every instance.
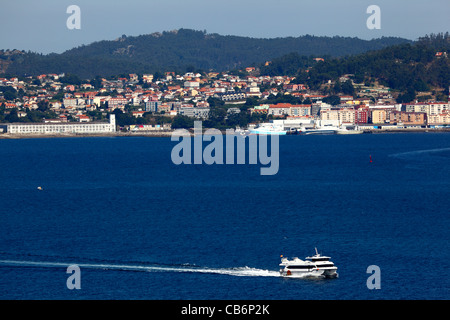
[336,130,363,135]
[280,268,323,278]
[303,130,336,135]
[250,130,287,135]
[323,269,339,278]
[280,267,338,278]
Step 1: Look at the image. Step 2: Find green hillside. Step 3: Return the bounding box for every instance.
[0,29,410,79]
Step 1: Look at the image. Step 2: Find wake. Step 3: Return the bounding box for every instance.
[0,259,280,278]
[390,147,450,160]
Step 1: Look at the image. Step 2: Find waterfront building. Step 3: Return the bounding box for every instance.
[389,111,427,126]
[428,102,449,115]
[290,105,311,117]
[371,109,387,124]
[129,123,172,131]
[425,112,450,125]
[268,103,292,117]
[0,115,116,135]
[320,107,356,124]
[355,107,369,124]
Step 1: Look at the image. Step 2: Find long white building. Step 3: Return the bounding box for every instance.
[0,115,116,135]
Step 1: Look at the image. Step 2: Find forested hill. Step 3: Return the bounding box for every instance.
[261,33,450,102]
[0,29,410,79]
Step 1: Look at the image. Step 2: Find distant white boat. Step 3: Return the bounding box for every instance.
[37,186,43,191]
[301,124,339,135]
[336,126,364,135]
[250,123,287,135]
[233,128,250,136]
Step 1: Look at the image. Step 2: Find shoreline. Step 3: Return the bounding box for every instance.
[0,128,450,139]
[0,131,174,139]
[364,128,450,134]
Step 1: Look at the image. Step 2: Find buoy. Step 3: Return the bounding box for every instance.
[369,155,373,163]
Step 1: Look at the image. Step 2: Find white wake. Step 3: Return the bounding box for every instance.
[0,259,280,277]
[390,147,450,160]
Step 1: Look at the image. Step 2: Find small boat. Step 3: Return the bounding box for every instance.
[336,126,363,135]
[37,186,43,191]
[300,124,339,135]
[233,128,250,136]
[279,248,338,278]
[250,123,287,135]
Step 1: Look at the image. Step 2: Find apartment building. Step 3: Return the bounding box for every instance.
[0,115,116,134]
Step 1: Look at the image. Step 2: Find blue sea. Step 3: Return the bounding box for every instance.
[0,133,449,300]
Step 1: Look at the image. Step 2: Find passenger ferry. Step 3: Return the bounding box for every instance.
[279,248,338,278]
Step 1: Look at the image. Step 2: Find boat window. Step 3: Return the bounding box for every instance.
[311,258,329,261]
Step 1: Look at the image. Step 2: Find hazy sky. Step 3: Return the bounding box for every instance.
[1,0,449,54]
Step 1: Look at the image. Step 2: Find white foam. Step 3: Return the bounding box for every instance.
[390,147,450,159]
[0,260,280,278]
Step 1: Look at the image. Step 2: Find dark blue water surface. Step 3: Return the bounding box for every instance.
[0,133,449,300]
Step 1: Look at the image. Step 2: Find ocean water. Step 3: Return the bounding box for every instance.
[0,133,449,300]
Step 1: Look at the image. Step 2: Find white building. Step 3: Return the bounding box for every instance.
[0,115,116,135]
[404,102,449,116]
[428,112,450,125]
[428,102,449,116]
[184,81,200,88]
[179,107,210,118]
[63,98,79,108]
[320,107,356,124]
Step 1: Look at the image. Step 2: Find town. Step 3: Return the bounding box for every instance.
[0,63,449,136]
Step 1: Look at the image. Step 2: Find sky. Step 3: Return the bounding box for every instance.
[0,0,449,54]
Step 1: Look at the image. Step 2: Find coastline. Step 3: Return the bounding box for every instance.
[366,128,450,134]
[0,131,175,139]
[1,127,450,139]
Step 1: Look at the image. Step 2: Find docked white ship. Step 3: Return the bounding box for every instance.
[250,123,287,135]
[279,248,338,278]
[300,124,339,135]
[336,125,363,135]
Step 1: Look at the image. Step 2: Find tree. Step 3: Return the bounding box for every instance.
[322,95,341,105]
[303,97,312,104]
[172,115,194,129]
[207,97,224,108]
[0,86,17,101]
[90,76,103,89]
[112,109,135,126]
[206,107,227,127]
[396,87,416,103]
[244,97,259,107]
[5,108,20,122]
[341,80,355,96]
[353,73,365,84]
[60,73,81,85]
[226,110,251,128]
[333,80,342,94]
[37,100,49,112]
